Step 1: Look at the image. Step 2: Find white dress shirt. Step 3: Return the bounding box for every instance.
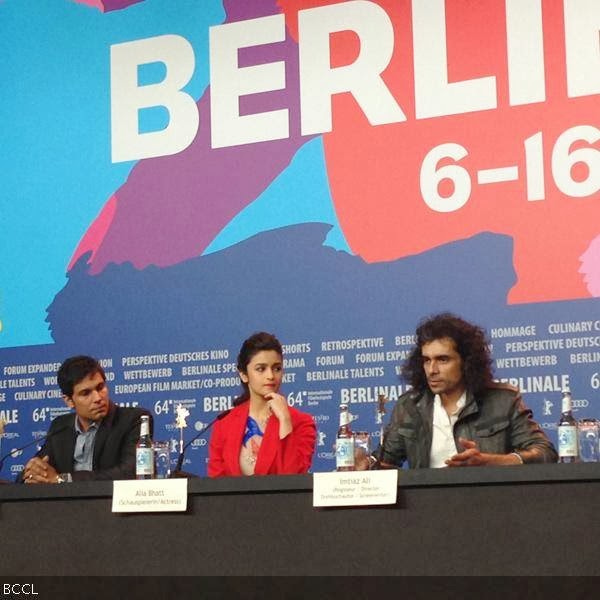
[429,391,466,468]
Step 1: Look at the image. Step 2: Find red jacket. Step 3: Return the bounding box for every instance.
[208,402,316,477]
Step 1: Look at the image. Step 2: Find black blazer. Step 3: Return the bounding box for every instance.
[17,403,151,482]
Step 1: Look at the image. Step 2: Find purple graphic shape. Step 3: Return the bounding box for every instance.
[102,0,144,9]
[79,0,314,275]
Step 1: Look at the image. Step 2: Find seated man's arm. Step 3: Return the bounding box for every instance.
[19,421,69,484]
[72,409,151,481]
[506,393,557,464]
[356,404,409,470]
[20,411,151,483]
[446,394,557,467]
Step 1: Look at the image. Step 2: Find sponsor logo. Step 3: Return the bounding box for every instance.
[572,399,590,409]
[318,451,335,460]
[540,422,557,430]
[313,414,330,423]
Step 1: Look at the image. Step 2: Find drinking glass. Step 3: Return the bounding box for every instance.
[354,431,371,456]
[578,419,599,462]
[153,441,172,478]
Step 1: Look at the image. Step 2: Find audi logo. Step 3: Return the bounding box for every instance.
[572,399,590,408]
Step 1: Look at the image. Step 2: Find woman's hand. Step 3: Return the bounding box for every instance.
[265,392,292,438]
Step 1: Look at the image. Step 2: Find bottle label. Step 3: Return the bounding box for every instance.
[339,410,350,427]
[558,425,578,457]
[561,395,572,414]
[136,447,154,476]
[140,418,150,438]
[336,437,355,468]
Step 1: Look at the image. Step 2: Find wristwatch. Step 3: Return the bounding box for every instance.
[56,473,69,484]
[367,455,379,469]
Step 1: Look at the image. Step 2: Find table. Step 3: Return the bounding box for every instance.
[2,464,600,576]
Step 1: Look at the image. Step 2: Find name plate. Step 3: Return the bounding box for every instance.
[112,478,188,513]
[313,470,398,507]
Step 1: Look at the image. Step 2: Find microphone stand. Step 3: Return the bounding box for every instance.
[170,409,231,478]
[0,425,71,483]
[374,394,389,467]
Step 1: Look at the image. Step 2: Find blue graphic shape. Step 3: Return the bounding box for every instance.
[205,137,351,254]
[47,225,515,351]
[0,0,224,348]
[2,226,598,476]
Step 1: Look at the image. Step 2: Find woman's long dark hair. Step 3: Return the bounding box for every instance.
[233,332,283,405]
[401,313,493,395]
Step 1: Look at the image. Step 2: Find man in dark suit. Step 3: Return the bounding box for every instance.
[20,355,150,483]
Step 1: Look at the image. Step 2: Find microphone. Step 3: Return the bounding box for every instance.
[0,424,72,482]
[171,408,232,476]
[377,428,387,462]
[364,424,390,471]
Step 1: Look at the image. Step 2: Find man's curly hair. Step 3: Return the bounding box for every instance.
[401,313,494,395]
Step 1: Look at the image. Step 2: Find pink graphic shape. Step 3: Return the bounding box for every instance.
[579,235,600,297]
[72,0,144,12]
[69,195,118,270]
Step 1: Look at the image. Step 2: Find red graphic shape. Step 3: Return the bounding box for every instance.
[281,0,599,303]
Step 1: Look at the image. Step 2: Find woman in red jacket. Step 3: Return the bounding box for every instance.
[208,332,316,477]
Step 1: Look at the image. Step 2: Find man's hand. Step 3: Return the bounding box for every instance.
[446,437,523,467]
[23,455,60,484]
[445,438,486,467]
[354,446,371,470]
